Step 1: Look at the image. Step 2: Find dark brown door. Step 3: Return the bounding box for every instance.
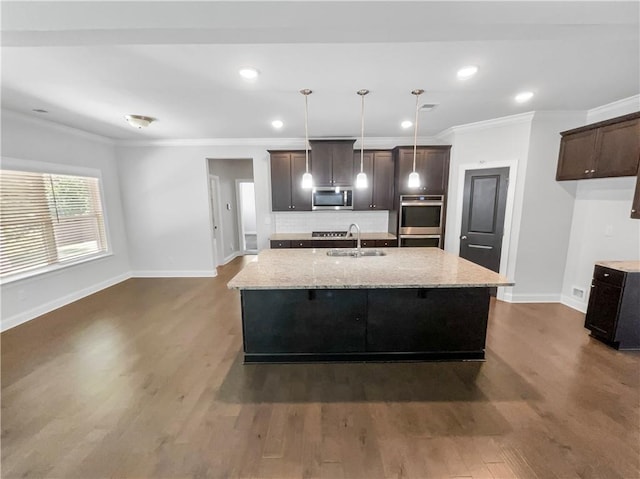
[372,151,394,210]
[290,153,312,211]
[460,168,509,275]
[556,129,597,180]
[270,153,293,211]
[331,143,355,186]
[594,118,640,178]
[584,281,622,341]
[353,151,374,210]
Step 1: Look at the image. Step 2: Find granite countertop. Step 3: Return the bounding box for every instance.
[596,261,640,273]
[228,247,514,290]
[270,232,396,241]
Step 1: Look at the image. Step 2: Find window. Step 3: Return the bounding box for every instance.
[0,169,108,279]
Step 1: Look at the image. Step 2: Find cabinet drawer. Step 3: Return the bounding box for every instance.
[270,240,291,249]
[376,239,398,247]
[360,239,376,248]
[292,240,315,248]
[594,266,625,287]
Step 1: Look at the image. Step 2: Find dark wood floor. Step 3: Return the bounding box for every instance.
[2,256,639,479]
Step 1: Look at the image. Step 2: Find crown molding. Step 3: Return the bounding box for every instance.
[2,109,115,146]
[114,136,447,149]
[438,111,536,137]
[587,94,640,119]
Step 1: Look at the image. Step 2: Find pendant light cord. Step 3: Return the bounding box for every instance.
[360,93,365,172]
[304,93,310,173]
[412,91,421,173]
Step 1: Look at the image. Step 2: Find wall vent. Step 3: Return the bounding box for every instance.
[572,287,585,299]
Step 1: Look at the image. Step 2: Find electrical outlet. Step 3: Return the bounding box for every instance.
[572,287,585,299]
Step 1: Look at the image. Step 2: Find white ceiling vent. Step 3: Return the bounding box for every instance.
[420,104,438,112]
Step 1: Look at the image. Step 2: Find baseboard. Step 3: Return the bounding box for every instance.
[502,292,562,303]
[560,294,588,313]
[222,252,240,265]
[1,272,132,332]
[132,270,217,278]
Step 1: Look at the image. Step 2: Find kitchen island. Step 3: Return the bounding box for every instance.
[227,248,513,363]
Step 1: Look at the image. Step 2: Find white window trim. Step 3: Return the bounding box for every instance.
[0,156,114,284]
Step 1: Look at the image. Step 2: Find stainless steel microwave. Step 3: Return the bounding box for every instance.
[312,187,354,210]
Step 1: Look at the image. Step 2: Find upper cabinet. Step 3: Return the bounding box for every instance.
[352,150,394,210]
[309,140,356,186]
[556,112,640,181]
[394,146,451,195]
[269,151,312,211]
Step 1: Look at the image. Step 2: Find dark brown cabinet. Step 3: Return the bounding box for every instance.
[270,238,394,249]
[309,140,355,186]
[394,146,451,195]
[556,112,640,181]
[353,150,394,210]
[585,265,640,350]
[269,151,312,211]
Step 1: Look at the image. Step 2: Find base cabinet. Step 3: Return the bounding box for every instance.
[240,287,490,362]
[584,265,640,350]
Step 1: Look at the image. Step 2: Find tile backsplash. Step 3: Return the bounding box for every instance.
[274,211,389,233]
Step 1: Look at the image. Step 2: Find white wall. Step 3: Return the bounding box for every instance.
[1,111,131,330]
[439,113,534,300]
[510,111,585,302]
[207,158,253,263]
[240,182,257,233]
[561,96,640,312]
[115,144,273,275]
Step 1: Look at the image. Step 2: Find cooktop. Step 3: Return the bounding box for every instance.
[311,231,348,238]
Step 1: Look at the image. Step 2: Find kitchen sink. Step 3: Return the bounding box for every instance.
[326,249,386,257]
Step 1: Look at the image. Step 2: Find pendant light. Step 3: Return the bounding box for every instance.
[355,89,369,189]
[300,89,313,189]
[408,89,424,188]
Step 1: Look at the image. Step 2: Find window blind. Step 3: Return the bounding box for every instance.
[0,169,108,278]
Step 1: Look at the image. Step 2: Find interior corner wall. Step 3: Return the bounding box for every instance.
[509,112,585,303]
[561,96,640,312]
[207,158,253,263]
[115,144,272,276]
[0,111,131,331]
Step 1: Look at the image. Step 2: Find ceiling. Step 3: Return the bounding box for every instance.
[2,1,639,141]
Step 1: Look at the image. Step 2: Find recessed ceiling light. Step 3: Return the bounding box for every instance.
[271,120,284,129]
[515,91,534,103]
[32,108,48,113]
[239,67,259,80]
[125,114,156,129]
[457,65,478,80]
[401,120,413,129]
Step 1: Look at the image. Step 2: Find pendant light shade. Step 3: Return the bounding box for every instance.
[408,89,424,188]
[356,89,369,189]
[300,89,313,189]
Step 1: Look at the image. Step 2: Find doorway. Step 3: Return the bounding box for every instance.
[208,175,224,267]
[459,167,510,294]
[236,180,257,254]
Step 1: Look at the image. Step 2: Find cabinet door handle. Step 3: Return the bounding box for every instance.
[633,209,637,213]
[584,169,590,174]
[590,169,595,173]
[603,273,609,277]
[292,205,296,209]
[373,204,376,208]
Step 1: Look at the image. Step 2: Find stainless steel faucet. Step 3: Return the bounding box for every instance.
[348,223,362,257]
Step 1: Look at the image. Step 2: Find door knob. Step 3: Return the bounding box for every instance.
[461,235,467,240]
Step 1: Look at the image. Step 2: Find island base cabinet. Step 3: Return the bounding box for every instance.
[241,288,490,363]
[241,290,366,354]
[367,288,490,353]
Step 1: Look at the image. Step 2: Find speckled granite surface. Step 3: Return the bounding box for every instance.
[228,247,513,290]
[596,261,640,273]
[270,232,396,241]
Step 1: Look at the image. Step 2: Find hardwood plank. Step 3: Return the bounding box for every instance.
[1,255,639,478]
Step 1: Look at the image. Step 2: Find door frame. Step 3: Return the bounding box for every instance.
[235,178,257,255]
[208,174,224,268]
[451,160,518,301]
